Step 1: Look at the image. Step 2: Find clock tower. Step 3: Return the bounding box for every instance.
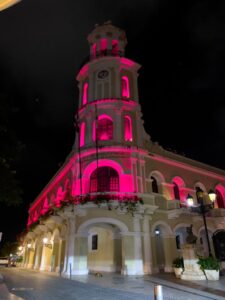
[75,21,150,154]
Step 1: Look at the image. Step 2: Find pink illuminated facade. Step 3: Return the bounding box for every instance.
[23,22,225,277]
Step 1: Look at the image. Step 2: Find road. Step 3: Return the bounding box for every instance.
[0,268,218,300]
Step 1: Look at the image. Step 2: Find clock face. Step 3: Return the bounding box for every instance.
[97,70,109,79]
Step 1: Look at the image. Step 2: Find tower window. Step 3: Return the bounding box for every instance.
[94,115,113,141]
[124,115,133,141]
[121,76,130,98]
[151,176,158,193]
[100,39,107,56]
[173,182,180,200]
[79,122,85,147]
[82,82,88,105]
[90,167,119,193]
[112,40,118,56]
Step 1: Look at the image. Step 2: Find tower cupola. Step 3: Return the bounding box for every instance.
[87,21,127,60]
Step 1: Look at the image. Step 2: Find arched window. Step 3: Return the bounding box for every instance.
[124,115,133,141]
[82,82,88,105]
[90,167,119,193]
[80,122,85,147]
[216,189,225,208]
[112,40,118,56]
[173,182,180,200]
[121,76,130,98]
[95,115,113,141]
[151,176,158,193]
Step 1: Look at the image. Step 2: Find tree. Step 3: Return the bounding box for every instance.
[0,93,23,206]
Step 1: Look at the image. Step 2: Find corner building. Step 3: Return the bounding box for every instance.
[23,22,225,276]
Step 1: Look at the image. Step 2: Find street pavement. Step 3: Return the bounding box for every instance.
[0,267,225,299]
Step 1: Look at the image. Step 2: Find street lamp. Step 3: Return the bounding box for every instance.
[186,187,216,257]
[43,237,52,249]
[27,243,35,251]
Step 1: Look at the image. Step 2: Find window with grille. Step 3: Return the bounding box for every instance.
[90,167,119,193]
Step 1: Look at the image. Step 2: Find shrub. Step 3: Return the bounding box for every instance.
[172,257,184,268]
[197,256,220,271]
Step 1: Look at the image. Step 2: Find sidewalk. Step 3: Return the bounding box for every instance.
[2,268,225,300]
[70,271,225,300]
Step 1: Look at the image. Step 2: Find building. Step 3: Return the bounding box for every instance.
[22,22,225,276]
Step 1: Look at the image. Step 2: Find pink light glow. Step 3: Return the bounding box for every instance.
[122,76,130,98]
[29,155,75,212]
[112,40,118,55]
[80,122,85,147]
[93,115,113,141]
[124,115,133,141]
[92,43,96,58]
[78,98,137,114]
[120,57,137,68]
[151,154,225,181]
[82,82,88,105]
[77,64,88,80]
[75,159,134,194]
[100,39,107,54]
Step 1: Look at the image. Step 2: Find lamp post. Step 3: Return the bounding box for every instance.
[186,188,216,257]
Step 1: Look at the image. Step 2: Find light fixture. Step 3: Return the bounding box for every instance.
[27,243,34,251]
[43,237,52,249]
[155,229,160,235]
[186,194,194,207]
[18,246,23,251]
[208,189,216,202]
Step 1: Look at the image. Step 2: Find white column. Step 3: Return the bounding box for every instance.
[63,217,76,276]
[133,216,144,275]
[74,234,88,275]
[39,245,47,271]
[143,216,152,274]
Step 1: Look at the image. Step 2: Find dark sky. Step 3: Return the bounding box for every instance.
[0,0,225,244]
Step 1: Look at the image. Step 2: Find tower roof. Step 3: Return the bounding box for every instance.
[87,21,127,46]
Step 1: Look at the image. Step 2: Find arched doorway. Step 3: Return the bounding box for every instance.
[76,218,128,275]
[87,225,122,273]
[152,222,175,273]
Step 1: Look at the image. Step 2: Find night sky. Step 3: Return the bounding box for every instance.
[0,0,225,245]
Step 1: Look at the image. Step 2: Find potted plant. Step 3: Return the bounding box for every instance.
[172,257,184,278]
[197,256,220,280]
